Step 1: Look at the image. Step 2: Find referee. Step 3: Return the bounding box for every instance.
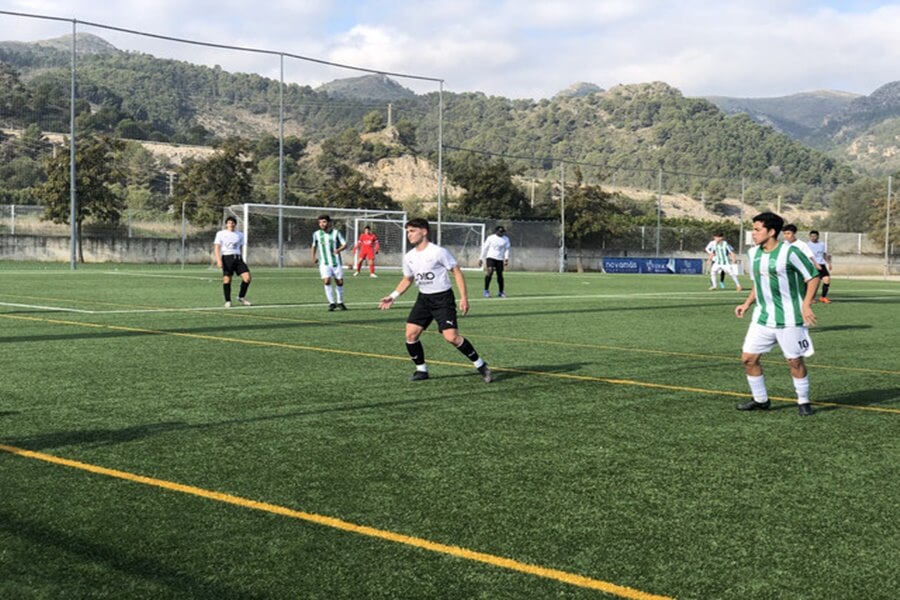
[214,216,252,307]
[379,218,492,383]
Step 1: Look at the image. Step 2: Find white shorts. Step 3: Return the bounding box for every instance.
[711,263,734,275]
[742,322,814,359]
[319,263,344,280]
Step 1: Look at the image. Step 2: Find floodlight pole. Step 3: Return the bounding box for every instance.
[738,177,746,258]
[559,162,566,273]
[278,53,285,268]
[655,167,662,257]
[69,20,77,270]
[437,80,444,245]
[886,175,893,279]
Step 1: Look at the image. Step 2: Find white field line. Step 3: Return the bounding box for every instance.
[3,288,898,316]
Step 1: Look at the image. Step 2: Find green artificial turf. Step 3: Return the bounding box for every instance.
[2,263,898,599]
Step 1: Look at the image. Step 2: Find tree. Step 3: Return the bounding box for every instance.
[173,139,255,226]
[562,168,627,272]
[867,172,900,248]
[319,164,398,210]
[362,110,384,133]
[37,135,126,262]
[824,178,884,232]
[446,153,529,218]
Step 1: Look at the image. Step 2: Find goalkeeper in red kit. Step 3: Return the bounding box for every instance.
[353,225,381,277]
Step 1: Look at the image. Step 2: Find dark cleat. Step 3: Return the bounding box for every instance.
[737,399,770,411]
[328,303,337,311]
[409,371,430,381]
[798,403,813,416]
[338,303,348,311]
[477,364,493,383]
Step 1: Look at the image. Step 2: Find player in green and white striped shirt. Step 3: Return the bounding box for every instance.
[735,212,820,416]
[311,215,348,311]
[705,232,742,291]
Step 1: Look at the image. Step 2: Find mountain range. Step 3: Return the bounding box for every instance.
[2,33,898,188]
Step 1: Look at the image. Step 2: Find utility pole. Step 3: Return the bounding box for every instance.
[387,102,393,128]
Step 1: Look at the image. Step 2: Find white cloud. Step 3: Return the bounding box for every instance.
[2,1,899,98]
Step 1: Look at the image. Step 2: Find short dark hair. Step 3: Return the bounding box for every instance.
[752,211,784,236]
[783,224,798,234]
[405,218,429,231]
[495,226,506,234]
[714,231,724,237]
[810,230,820,236]
[225,216,237,225]
[363,225,371,231]
[318,214,331,222]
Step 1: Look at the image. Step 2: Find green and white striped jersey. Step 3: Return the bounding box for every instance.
[312,229,346,267]
[749,242,820,328]
[706,240,734,265]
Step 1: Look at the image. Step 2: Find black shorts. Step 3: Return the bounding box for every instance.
[485,257,505,271]
[407,289,459,332]
[817,264,830,278]
[222,255,249,277]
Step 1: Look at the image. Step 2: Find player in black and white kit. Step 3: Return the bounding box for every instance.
[479,225,511,298]
[378,218,492,382]
[214,216,252,307]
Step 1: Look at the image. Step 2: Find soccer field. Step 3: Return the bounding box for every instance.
[2,263,899,599]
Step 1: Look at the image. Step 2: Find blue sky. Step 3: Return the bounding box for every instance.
[2,1,899,99]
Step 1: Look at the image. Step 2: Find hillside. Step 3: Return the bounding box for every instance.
[706,85,900,175]
[0,33,883,224]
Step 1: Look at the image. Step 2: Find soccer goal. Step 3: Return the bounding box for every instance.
[225,204,407,268]
[438,221,486,269]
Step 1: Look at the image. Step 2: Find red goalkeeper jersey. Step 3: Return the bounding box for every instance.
[355,233,380,253]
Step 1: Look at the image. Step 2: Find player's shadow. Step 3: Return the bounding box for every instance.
[815,388,900,412]
[0,411,20,417]
[492,362,592,381]
[0,511,264,600]
[3,390,505,452]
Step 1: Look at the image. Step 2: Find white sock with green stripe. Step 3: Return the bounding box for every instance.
[747,375,768,403]
[324,285,334,303]
[793,376,810,404]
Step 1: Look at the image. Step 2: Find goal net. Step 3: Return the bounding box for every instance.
[225,204,407,268]
[224,204,485,270]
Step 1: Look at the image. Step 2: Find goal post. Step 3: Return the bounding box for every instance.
[224,204,407,268]
[438,221,486,269]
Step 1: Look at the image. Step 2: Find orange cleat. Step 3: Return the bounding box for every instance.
[819,297,831,304]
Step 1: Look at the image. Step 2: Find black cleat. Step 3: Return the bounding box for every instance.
[477,364,493,383]
[737,399,771,411]
[409,371,430,381]
[798,403,813,416]
[328,303,337,311]
[338,303,348,311]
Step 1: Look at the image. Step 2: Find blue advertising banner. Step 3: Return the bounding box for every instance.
[602,257,703,275]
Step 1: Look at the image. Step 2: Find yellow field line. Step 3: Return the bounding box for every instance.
[0,444,673,600]
[4,312,899,414]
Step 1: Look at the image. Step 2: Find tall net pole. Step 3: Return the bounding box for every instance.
[69,21,77,270]
[886,175,893,279]
[437,81,444,245]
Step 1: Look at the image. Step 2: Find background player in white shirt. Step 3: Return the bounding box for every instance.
[807,230,833,304]
[379,218,492,383]
[783,224,818,265]
[213,216,252,307]
[479,226,511,298]
[705,232,742,291]
[735,212,820,416]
